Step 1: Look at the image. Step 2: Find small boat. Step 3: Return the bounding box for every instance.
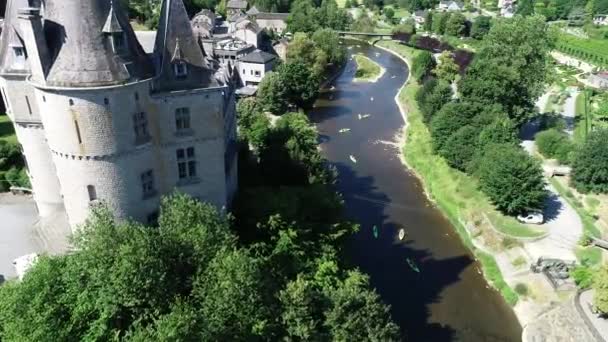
[338,128,351,133]
[398,229,406,241]
[373,225,379,239]
[391,75,396,79]
[370,97,374,101]
[407,258,420,273]
[349,155,357,163]
[330,86,336,91]
[361,114,371,119]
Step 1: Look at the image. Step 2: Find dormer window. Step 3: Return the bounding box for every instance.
[111,33,127,53]
[13,47,25,57]
[174,62,188,78]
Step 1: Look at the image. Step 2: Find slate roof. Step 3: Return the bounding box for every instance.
[36,0,154,87]
[240,49,276,64]
[102,2,123,33]
[0,0,35,76]
[227,0,248,9]
[246,6,260,15]
[255,12,289,20]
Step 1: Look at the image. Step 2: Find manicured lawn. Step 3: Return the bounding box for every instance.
[0,115,17,144]
[378,40,520,305]
[556,33,608,67]
[353,54,383,82]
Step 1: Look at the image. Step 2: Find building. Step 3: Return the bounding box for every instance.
[412,10,427,29]
[0,0,238,229]
[247,7,289,34]
[238,50,277,88]
[227,0,248,17]
[499,0,516,17]
[588,72,608,89]
[438,0,464,11]
[594,15,608,26]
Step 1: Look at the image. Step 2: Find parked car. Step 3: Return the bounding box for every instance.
[517,212,544,225]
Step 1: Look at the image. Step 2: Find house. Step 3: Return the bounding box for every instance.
[588,72,608,89]
[227,0,248,17]
[272,38,289,61]
[247,7,289,34]
[233,18,262,48]
[438,0,464,11]
[594,15,608,26]
[412,10,427,29]
[192,9,216,39]
[0,0,238,229]
[499,0,516,17]
[238,49,277,88]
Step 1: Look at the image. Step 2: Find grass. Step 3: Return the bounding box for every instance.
[378,40,519,306]
[0,114,17,144]
[556,33,608,67]
[353,54,383,82]
[573,92,587,145]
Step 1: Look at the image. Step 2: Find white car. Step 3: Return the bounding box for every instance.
[517,212,544,225]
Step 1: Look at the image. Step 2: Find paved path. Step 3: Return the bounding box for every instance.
[579,290,608,341]
[516,92,584,261]
[0,194,44,279]
[563,87,579,136]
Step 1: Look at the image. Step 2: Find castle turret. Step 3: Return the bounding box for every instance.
[0,0,64,217]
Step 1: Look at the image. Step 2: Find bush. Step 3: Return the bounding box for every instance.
[571,266,594,289]
[430,101,481,152]
[476,144,547,215]
[571,129,608,194]
[416,79,452,124]
[0,140,22,171]
[514,283,529,296]
[439,125,479,171]
[411,51,436,83]
[535,129,574,164]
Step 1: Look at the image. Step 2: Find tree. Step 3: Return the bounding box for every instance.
[411,50,436,82]
[312,29,346,66]
[423,10,433,31]
[445,12,467,37]
[516,0,535,15]
[439,125,479,171]
[279,62,321,110]
[459,16,555,125]
[287,33,327,76]
[384,7,395,21]
[287,0,319,33]
[430,101,482,152]
[258,71,289,114]
[476,144,547,215]
[317,0,352,30]
[535,129,574,164]
[470,15,491,39]
[594,266,608,314]
[350,14,377,32]
[416,79,453,123]
[571,129,608,194]
[434,51,459,83]
[431,12,449,34]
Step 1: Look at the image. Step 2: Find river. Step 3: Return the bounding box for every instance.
[308,42,522,341]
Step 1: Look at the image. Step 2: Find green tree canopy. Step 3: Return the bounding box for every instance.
[411,50,436,82]
[416,79,453,123]
[470,16,491,39]
[571,128,608,193]
[475,144,547,215]
[434,51,460,83]
[445,12,467,37]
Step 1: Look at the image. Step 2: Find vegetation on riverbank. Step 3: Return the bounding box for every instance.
[378,40,520,305]
[0,114,28,192]
[353,54,384,82]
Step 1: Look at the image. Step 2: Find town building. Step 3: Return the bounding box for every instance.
[226,0,248,18]
[499,0,516,17]
[247,7,289,34]
[594,15,608,26]
[0,0,238,229]
[438,0,464,11]
[238,50,277,88]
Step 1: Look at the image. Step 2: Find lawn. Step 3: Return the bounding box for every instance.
[556,33,608,67]
[0,114,17,144]
[353,54,384,82]
[378,40,520,305]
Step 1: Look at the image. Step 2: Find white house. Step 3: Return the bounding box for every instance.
[238,49,277,88]
[233,18,262,48]
[438,0,464,11]
[588,72,608,89]
[594,15,608,26]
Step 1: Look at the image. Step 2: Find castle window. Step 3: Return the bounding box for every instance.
[69,99,74,106]
[140,169,156,199]
[176,147,197,181]
[87,185,97,202]
[174,62,188,78]
[104,98,109,105]
[74,120,82,144]
[135,92,139,101]
[175,107,191,132]
[255,70,261,77]
[132,111,150,144]
[13,47,25,57]
[25,96,32,115]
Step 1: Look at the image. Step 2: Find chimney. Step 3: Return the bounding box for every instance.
[17,7,50,84]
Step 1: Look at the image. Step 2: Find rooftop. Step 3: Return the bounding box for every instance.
[240,49,276,64]
[255,12,289,20]
[227,0,248,9]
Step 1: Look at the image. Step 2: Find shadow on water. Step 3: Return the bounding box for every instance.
[311,41,522,341]
[333,162,469,340]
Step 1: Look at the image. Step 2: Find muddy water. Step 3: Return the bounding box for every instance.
[309,42,522,341]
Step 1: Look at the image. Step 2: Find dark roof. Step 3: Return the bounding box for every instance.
[255,12,289,20]
[240,49,276,63]
[246,6,259,15]
[42,0,154,87]
[227,0,248,9]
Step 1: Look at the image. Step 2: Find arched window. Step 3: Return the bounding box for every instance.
[87,185,97,201]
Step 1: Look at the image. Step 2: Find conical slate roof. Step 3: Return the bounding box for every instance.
[43,0,153,87]
[154,0,216,91]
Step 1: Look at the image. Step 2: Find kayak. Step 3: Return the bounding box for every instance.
[349,155,357,163]
[373,225,379,239]
[339,128,351,133]
[398,229,406,241]
[407,258,420,273]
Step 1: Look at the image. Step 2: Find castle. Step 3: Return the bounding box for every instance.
[0,0,239,229]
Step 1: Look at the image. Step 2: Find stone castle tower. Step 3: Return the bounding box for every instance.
[0,0,238,229]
